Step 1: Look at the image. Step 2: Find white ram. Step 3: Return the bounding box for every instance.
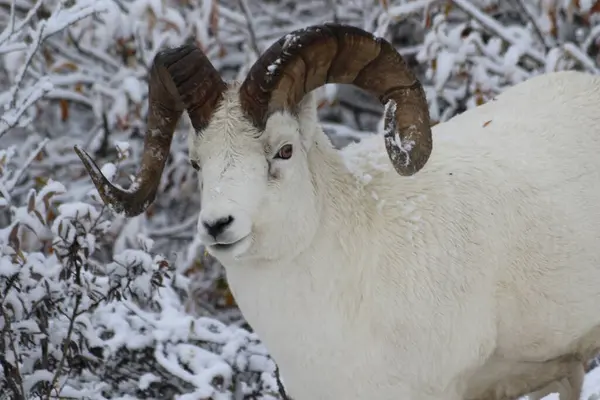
[74,23,600,400]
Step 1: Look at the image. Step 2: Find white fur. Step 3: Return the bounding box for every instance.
[189,70,600,400]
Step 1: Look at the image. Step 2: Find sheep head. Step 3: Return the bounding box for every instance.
[74,23,432,262]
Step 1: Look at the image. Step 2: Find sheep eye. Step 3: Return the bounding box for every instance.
[190,160,200,171]
[274,144,293,160]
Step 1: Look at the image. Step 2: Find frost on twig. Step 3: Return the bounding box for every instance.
[0,0,111,140]
[416,0,600,124]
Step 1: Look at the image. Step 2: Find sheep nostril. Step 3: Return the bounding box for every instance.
[202,215,234,238]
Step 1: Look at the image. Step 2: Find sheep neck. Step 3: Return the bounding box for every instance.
[220,129,402,398]
[224,128,379,326]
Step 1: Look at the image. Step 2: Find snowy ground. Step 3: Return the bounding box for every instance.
[537,367,600,400]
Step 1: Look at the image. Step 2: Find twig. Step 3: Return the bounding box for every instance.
[563,42,600,74]
[0,303,25,399]
[44,38,114,78]
[325,0,339,23]
[0,76,53,140]
[0,0,44,47]
[4,138,49,193]
[8,18,46,109]
[8,0,15,34]
[65,29,120,71]
[46,294,80,399]
[0,0,29,14]
[511,0,551,51]
[237,0,260,58]
[1,0,110,139]
[451,0,546,66]
[148,214,198,237]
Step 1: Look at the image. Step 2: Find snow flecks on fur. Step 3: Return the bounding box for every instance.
[396,194,427,241]
[341,136,391,187]
[341,136,393,212]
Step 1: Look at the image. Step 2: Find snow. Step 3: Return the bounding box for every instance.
[123,76,145,103]
[138,372,160,390]
[342,134,391,186]
[101,162,117,181]
[1,0,600,399]
[387,0,436,18]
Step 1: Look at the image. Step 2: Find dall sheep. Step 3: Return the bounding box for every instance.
[74,23,600,400]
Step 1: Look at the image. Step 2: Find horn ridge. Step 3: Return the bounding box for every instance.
[239,22,432,175]
[75,44,226,217]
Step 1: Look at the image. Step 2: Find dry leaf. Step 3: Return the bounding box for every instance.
[35,176,48,188]
[34,209,46,226]
[224,289,237,307]
[210,0,219,35]
[160,19,181,34]
[27,191,35,213]
[59,99,69,121]
[46,207,56,224]
[444,1,453,16]
[42,191,56,210]
[548,7,558,38]
[9,223,20,252]
[52,61,78,72]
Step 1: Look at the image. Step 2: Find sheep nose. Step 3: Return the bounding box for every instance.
[202,215,234,238]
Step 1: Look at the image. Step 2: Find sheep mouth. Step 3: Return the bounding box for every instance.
[210,235,251,252]
[213,242,235,251]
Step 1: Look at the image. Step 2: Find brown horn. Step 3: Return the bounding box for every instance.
[74,45,226,217]
[239,23,432,176]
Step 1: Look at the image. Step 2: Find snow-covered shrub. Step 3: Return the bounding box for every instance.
[0,0,598,399]
[414,0,600,122]
[0,143,282,399]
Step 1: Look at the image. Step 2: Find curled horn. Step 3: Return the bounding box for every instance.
[238,23,432,176]
[74,45,226,217]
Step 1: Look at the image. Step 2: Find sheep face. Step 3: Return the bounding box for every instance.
[188,88,321,263]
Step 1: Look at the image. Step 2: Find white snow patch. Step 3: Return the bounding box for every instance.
[138,372,160,390]
[101,162,117,181]
[123,76,144,103]
[341,137,391,187]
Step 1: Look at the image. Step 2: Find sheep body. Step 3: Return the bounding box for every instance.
[206,70,600,400]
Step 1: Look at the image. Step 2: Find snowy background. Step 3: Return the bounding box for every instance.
[1,0,600,399]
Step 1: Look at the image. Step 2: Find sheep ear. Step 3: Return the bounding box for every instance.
[296,91,319,150]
